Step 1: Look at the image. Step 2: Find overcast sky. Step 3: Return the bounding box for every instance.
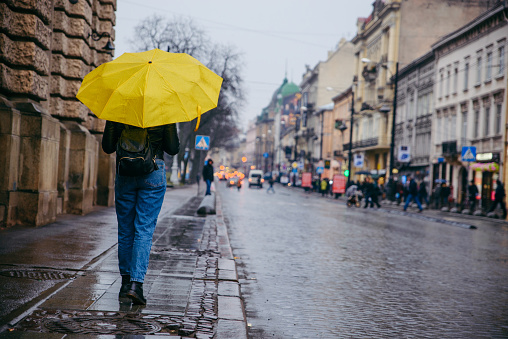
[114,0,374,130]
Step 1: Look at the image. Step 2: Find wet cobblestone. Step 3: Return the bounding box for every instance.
[221,184,508,338]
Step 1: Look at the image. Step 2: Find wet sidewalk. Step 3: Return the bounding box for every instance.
[0,185,246,338]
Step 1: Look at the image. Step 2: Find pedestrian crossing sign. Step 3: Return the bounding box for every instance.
[195,135,210,150]
[461,146,476,162]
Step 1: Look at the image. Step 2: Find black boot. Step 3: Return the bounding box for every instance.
[118,275,130,301]
[127,281,146,305]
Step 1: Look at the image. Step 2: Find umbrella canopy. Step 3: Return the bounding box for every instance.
[355,170,371,175]
[76,49,223,128]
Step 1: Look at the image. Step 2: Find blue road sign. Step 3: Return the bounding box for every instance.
[195,135,210,150]
[461,146,476,162]
[263,152,269,158]
[316,166,324,174]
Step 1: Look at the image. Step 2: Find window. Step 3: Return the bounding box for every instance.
[446,70,451,96]
[435,117,441,143]
[439,72,444,98]
[476,56,482,84]
[464,62,469,90]
[499,46,505,76]
[495,104,502,134]
[443,115,448,141]
[409,95,414,119]
[450,115,456,140]
[486,52,493,81]
[461,111,468,145]
[453,66,458,93]
[484,107,490,136]
[474,110,479,138]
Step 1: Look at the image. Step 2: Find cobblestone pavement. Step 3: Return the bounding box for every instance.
[0,185,246,338]
[220,183,508,339]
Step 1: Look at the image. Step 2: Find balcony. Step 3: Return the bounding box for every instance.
[441,141,457,156]
[344,136,389,151]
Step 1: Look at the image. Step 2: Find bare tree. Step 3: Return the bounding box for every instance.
[130,15,244,184]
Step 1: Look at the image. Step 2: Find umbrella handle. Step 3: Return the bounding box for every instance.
[194,105,202,132]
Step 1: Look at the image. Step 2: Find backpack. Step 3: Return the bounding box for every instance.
[116,125,158,177]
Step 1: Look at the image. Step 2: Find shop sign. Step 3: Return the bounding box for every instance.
[398,146,410,162]
[301,172,312,187]
[332,174,346,194]
[354,154,364,167]
[476,152,493,161]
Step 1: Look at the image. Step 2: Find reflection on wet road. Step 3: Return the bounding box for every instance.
[220,183,508,338]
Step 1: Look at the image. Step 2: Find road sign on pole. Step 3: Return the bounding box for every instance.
[461,146,476,162]
[195,135,210,150]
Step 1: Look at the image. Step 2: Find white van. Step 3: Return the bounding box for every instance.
[248,170,264,188]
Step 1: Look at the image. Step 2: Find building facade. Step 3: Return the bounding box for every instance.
[394,52,435,183]
[1,0,117,227]
[351,0,496,186]
[431,2,508,210]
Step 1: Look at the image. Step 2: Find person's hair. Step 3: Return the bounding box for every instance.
[208,159,213,164]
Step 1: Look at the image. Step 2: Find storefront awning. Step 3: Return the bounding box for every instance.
[470,162,499,172]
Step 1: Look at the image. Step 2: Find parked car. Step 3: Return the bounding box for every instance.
[248,170,264,188]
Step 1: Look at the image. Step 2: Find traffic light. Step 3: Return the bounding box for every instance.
[344,169,350,177]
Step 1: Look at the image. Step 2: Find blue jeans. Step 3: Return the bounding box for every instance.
[115,159,166,283]
[404,193,423,211]
[205,179,212,195]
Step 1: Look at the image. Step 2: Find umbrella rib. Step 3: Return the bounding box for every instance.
[78,63,147,94]
[152,66,192,121]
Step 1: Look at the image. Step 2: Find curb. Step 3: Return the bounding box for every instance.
[214,192,248,339]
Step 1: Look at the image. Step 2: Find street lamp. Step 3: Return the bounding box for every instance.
[347,88,355,187]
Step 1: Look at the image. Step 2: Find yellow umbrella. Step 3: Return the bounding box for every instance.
[76,48,223,129]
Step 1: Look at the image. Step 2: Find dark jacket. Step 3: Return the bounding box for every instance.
[495,182,505,201]
[468,184,479,198]
[408,179,418,195]
[102,121,180,157]
[418,182,428,196]
[202,164,214,181]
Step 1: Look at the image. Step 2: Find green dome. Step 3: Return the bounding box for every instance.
[280,80,299,98]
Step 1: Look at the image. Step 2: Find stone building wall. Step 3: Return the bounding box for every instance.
[0,0,117,227]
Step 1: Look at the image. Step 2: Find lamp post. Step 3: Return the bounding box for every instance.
[347,90,354,187]
[388,62,399,181]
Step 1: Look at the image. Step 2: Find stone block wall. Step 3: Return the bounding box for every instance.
[0,0,117,227]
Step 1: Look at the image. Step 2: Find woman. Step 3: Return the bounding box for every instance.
[102,121,179,305]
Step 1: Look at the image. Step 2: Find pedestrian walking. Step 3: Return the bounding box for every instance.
[102,121,179,305]
[321,178,328,197]
[467,180,479,211]
[441,183,450,208]
[267,176,275,194]
[370,179,381,208]
[418,180,429,207]
[395,181,403,205]
[202,159,214,196]
[488,179,507,218]
[432,183,442,209]
[403,177,423,212]
[363,178,374,208]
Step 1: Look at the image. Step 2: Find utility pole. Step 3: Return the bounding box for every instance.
[347,90,354,187]
[388,62,399,200]
[388,62,399,181]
